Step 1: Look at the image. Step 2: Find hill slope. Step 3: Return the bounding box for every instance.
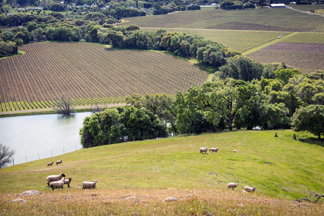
[1,130,324,215]
[1,130,323,199]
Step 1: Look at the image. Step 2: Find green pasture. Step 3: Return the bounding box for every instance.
[142,27,290,52]
[121,8,324,32]
[1,130,323,200]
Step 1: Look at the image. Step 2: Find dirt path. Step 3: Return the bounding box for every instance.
[286,6,324,17]
[0,104,126,115]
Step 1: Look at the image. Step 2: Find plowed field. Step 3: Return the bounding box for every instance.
[0,42,208,112]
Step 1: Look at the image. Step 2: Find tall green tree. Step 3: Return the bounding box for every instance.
[292,105,324,140]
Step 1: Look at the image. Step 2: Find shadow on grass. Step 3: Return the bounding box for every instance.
[298,137,324,148]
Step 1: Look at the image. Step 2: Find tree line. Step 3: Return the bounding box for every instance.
[80,70,324,148]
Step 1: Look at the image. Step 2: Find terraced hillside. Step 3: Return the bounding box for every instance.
[0,42,207,112]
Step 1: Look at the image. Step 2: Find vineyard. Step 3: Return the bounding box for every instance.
[247,43,324,73]
[280,32,324,44]
[0,42,208,112]
[121,8,324,32]
[142,27,291,52]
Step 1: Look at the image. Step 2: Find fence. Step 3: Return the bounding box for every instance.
[11,145,81,166]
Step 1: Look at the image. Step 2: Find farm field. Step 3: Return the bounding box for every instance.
[0,130,323,215]
[121,8,324,32]
[247,43,324,73]
[0,42,207,112]
[291,4,324,11]
[280,32,324,44]
[142,27,291,52]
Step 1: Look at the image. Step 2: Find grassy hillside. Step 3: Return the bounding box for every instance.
[1,130,323,197]
[121,8,324,32]
[0,42,207,112]
[1,130,323,215]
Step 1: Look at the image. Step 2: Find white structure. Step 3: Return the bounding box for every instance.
[270,4,286,8]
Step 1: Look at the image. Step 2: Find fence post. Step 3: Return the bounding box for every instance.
[25,155,27,163]
[12,159,14,166]
[63,148,65,154]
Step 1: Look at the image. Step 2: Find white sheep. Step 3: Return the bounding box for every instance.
[46,173,65,186]
[200,147,208,153]
[82,180,97,189]
[47,162,53,166]
[56,160,62,165]
[244,186,256,193]
[227,183,239,190]
[209,147,218,153]
[233,150,237,153]
[50,178,65,191]
[64,178,72,188]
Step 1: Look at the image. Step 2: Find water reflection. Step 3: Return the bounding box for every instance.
[0,112,92,166]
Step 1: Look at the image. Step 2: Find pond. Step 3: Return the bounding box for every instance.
[0,112,92,166]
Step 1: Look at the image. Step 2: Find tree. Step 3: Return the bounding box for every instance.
[273,69,301,84]
[52,94,74,115]
[292,105,324,139]
[0,143,15,169]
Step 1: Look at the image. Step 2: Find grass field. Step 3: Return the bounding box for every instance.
[247,43,324,73]
[0,42,207,112]
[121,8,324,32]
[142,27,291,52]
[0,130,323,215]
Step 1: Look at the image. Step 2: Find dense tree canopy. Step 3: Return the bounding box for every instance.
[80,106,168,148]
[292,105,324,139]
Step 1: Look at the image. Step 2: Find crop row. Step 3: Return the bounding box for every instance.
[121,8,324,32]
[0,42,208,112]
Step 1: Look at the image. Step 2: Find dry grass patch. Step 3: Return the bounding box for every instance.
[1,189,323,215]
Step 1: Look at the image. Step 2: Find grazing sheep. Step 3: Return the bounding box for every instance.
[56,160,62,165]
[64,178,72,188]
[82,180,97,189]
[46,173,66,186]
[50,178,65,191]
[244,186,256,193]
[209,147,218,153]
[227,183,239,190]
[233,150,237,153]
[47,162,53,166]
[200,147,208,153]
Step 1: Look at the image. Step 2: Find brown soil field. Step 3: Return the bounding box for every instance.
[247,43,324,73]
[0,42,207,111]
